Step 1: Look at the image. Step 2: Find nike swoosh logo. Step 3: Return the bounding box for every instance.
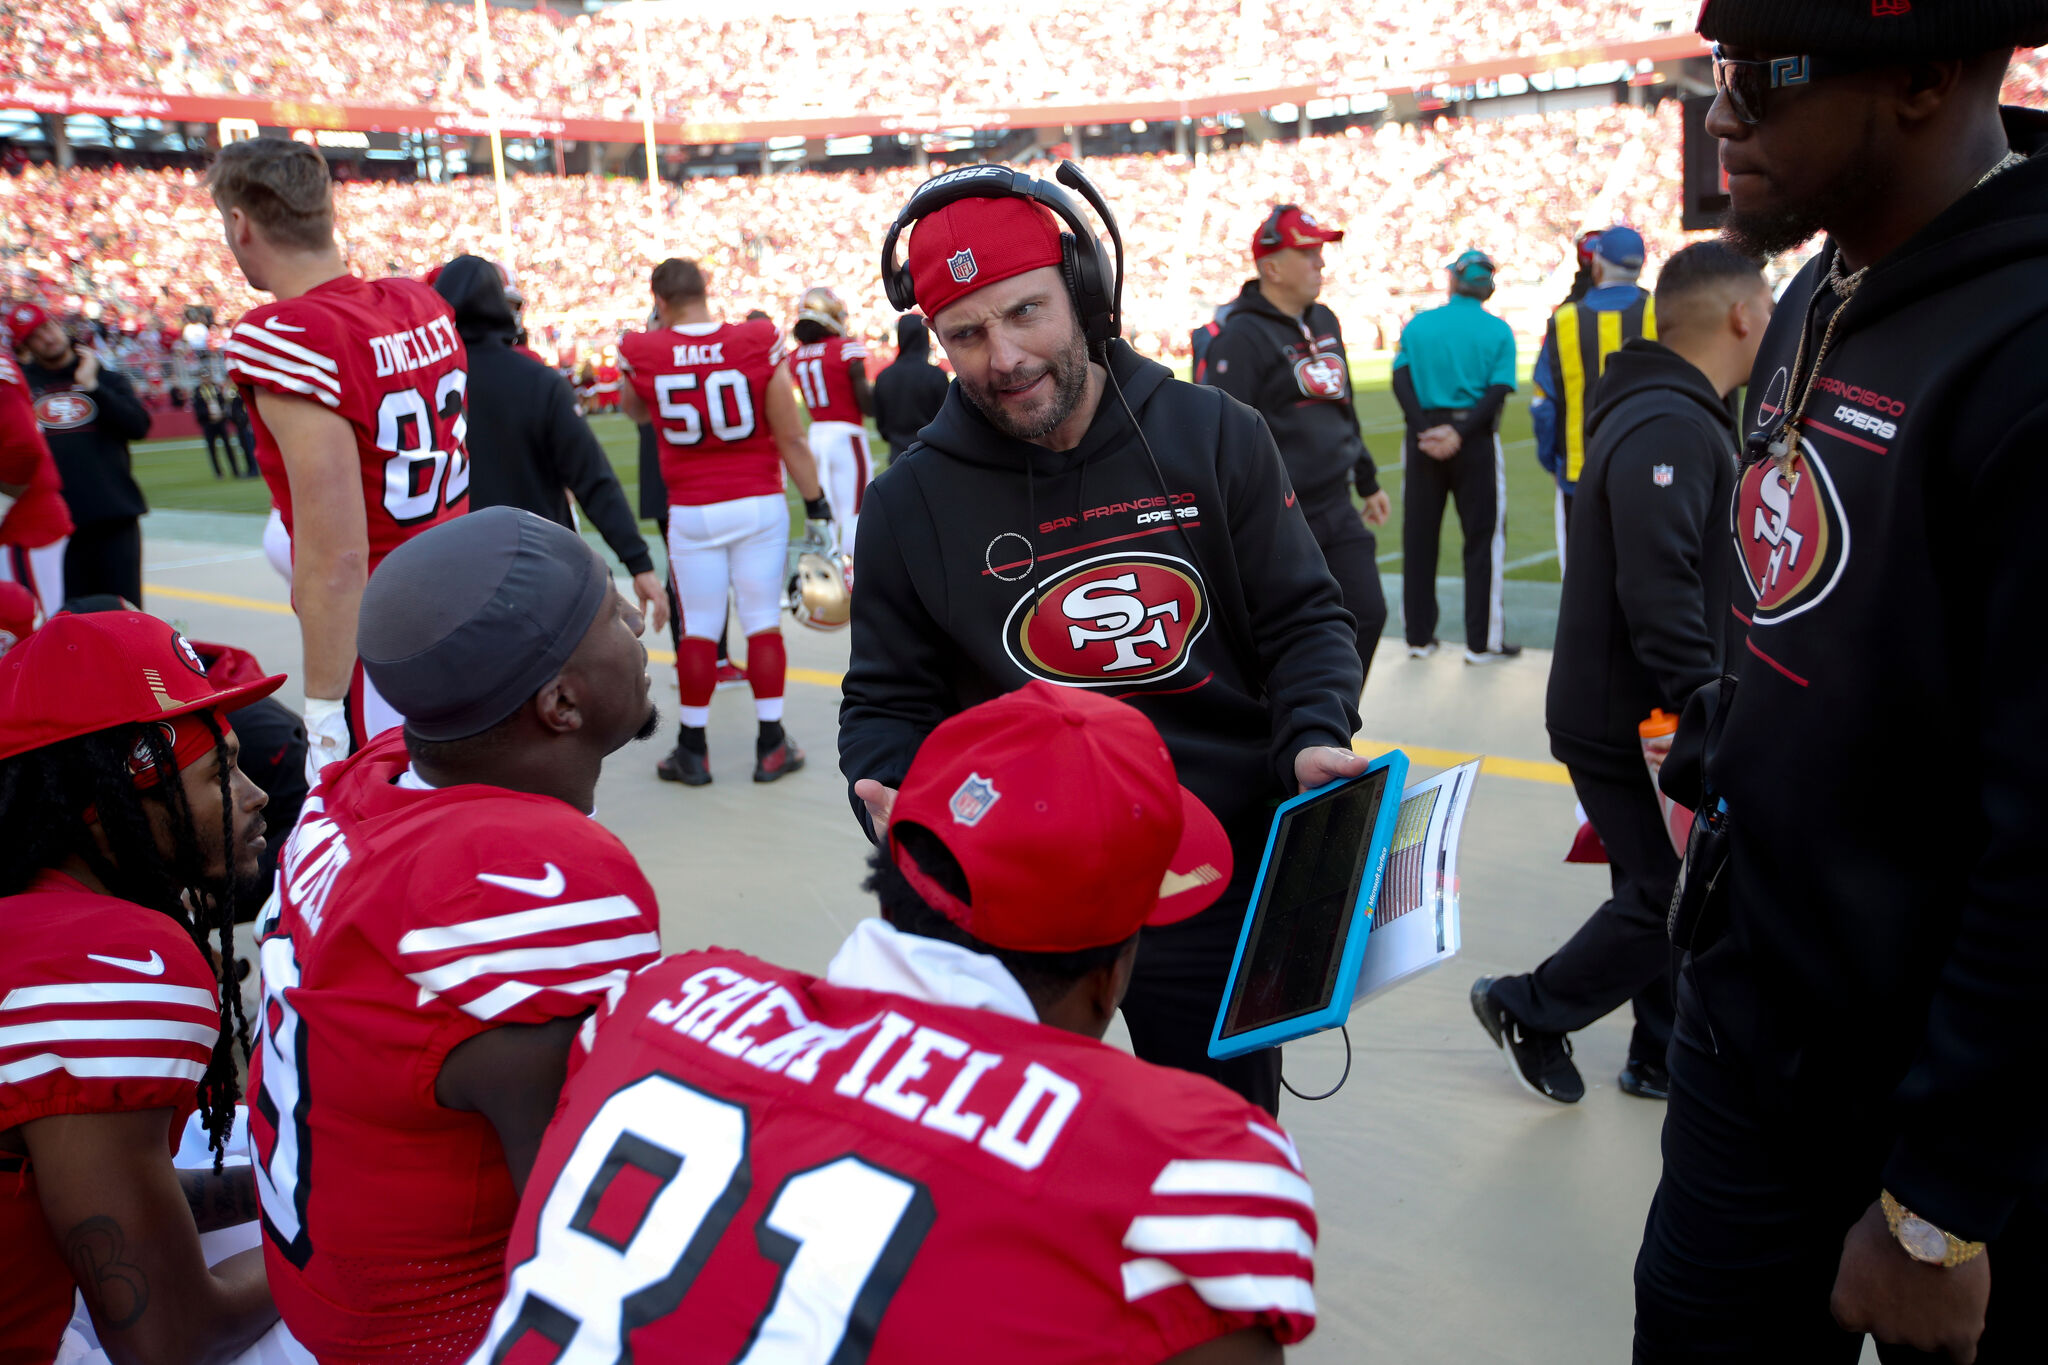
[1284,491,1297,508]
[476,864,566,898]
[1159,864,1223,899]
[263,317,307,333]
[87,950,166,976]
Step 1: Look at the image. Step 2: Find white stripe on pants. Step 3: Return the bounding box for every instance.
[809,420,869,558]
[667,493,788,641]
[1486,433,1508,653]
[1,536,67,616]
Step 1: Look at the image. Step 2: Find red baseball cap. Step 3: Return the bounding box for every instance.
[906,196,1065,321]
[0,582,36,655]
[1253,205,1344,261]
[6,301,49,346]
[888,681,1233,953]
[0,611,286,763]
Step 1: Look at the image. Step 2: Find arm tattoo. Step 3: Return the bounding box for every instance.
[179,1165,262,1232]
[64,1215,150,1330]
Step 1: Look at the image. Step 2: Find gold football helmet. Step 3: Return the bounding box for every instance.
[786,530,852,631]
[795,286,849,336]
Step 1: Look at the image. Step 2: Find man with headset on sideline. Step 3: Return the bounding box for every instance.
[1392,250,1519,663]
[839,163,1368,1112]
[1202,205,1389,688]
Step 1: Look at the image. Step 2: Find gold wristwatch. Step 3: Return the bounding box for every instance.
[1880,1190,1987,1268]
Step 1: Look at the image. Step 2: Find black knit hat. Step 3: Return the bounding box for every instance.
[1698,0,2048,58]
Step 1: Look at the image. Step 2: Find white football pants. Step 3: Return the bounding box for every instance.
[808,420,871,558]
[667,493,788,642]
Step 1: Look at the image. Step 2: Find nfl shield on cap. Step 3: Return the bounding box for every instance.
[888,681,1233,954]
[0,612,286,763]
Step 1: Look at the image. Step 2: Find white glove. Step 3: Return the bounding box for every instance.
[303,697,350,788]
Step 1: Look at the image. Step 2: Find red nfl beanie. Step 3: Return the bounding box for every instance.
[906,196,1064,320]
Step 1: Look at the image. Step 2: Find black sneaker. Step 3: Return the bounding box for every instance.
[1470,976,1584,1103]
[656,745,712,786]
[1617,1057,1671,1101]
[753,734,805,783]
[1463,643,1525,666]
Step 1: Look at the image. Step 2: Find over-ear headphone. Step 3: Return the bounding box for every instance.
[880,161,1125,346]
[1254,203,1301,253]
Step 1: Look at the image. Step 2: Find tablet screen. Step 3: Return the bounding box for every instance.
[1218,769,1393,1039]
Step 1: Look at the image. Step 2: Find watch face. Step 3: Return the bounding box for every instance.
[1899,1216,1950,1263]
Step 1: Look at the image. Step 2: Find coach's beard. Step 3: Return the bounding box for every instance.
[959,332,1092,443]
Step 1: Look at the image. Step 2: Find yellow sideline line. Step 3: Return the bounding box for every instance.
[147,581,1572,786]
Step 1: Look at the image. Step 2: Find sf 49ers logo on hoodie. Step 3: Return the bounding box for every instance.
[1003,552,1210,686]
[1292,353,1347,401]
[1734,438,1851,625]
[34,391,95,430]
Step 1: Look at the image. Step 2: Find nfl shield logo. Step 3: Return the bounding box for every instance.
[947,249,978,284]
[1652,464,1674,487]
[948,773,1001,826]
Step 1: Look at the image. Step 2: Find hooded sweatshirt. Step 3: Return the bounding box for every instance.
[433,256,652,576]
[1690,108,2048,1242]
[1202,281,1379,509]
[1546,338,1735,778]
[872,317,951,457]
[839,340,1363,910]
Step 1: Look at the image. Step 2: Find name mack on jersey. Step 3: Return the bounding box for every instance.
[672,343,726,367]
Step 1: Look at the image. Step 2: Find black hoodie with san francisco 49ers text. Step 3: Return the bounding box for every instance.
[1692,107,2048,1243]
[837,339,1364,917]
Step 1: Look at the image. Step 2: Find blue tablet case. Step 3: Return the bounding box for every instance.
[1207,750,1410,1060]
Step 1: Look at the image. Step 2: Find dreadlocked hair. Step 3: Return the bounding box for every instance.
[0,715,248,1168]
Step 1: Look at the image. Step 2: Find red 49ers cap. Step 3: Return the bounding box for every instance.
[888,681,1233,953]
[0,611,286,763]
[1253,205,1344,261]
[6,301,49,346]
[906,196,1065,322]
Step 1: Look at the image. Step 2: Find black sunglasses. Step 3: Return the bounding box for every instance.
[1710,44,1873,125]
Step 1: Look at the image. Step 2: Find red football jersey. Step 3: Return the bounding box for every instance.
[619,319,788,506]
[0,872,220,1365]
[226,274,470,571]
[790,335,869,426]
[0,350,72,550]
[248,731,662,1364]
[477,945,1317,1364]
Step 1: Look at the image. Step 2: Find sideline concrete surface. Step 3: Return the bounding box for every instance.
[139,529,1744,1365]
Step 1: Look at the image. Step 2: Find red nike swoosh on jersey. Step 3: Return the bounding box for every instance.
[1284,491,1297,508]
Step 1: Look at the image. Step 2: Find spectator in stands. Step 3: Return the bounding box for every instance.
[872,314,949,459]
[433,254,668,634]
[1205,205,1389,688]
[1472,242,1769,1105]
[7,301,150,605]
[193,375,251,478]
[1392,251,1518,664]
[1532,226,1654,569]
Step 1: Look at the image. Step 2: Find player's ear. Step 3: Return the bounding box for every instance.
[529,675,582,737]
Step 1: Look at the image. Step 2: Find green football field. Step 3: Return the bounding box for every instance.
[129,387,1562,583]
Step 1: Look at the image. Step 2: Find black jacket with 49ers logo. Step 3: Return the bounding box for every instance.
[838,339,1363,907]
[1689,108,2048,1244]
[1200,280,1378,509]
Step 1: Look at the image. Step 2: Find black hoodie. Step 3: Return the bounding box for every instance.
[1688,109,2048,1242]
[433,256,652,576]
[872,317,951,458]
[1545,338,1735,778]
[839,340,1363,908]
[1202,281,1379,508]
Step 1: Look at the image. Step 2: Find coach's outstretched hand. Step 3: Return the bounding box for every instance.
[1295,745,1370,794]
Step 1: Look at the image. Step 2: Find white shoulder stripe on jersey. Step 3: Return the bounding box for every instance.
[1123,1214,1315,1260]
[226,358,342,409]
[2,982,218,1012]
[396,895,643,956]
[0,1053,209,1086]
[1245,1121,1304,1173]
[405,930,661,994]
[1119,1258,1316,1316]
[222,338,342,396]
[1151,1159,1316,1212]
[0,1017,219,1052]
[460,980,541,1021]
[232,322,340,374]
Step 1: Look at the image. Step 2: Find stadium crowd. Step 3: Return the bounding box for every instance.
[2,0,1690,120]
[1,102,1693,369]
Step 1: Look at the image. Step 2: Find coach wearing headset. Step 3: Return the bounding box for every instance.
[1203,205,1389,688]
[838,163,1367,1112]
